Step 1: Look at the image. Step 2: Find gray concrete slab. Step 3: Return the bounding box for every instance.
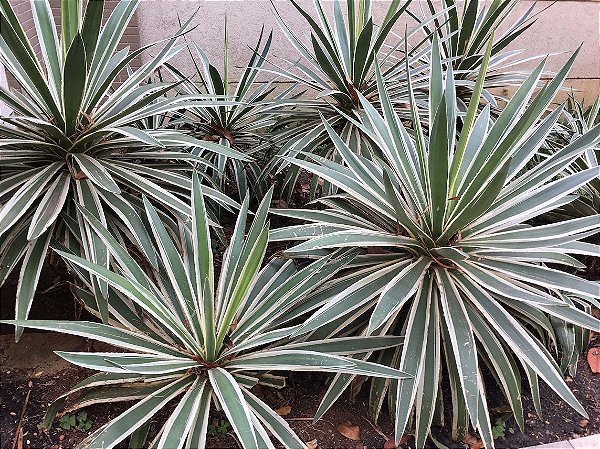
[522,435,600,449]
[568,434,600,449]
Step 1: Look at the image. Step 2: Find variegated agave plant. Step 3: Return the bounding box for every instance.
[416,0,544,110]
[0,0,245,337]
[166,23,286,201]
[270,40,600,447]
[2,174,409,449]
[543,96,600,220]
[266,0,430,200]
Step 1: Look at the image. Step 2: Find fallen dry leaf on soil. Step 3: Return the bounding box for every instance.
[463,433,485,449]
[383,439,398,449]
[587,347,600,373]
[305,439,318,449]
[383,434,410,449]
[337,421,361,440]
[275,405,292,416]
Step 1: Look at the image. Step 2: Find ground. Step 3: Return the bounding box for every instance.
[0,331,598,449]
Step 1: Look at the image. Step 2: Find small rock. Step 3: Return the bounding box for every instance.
[579,419,589,428]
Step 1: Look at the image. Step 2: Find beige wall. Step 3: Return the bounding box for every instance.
[0,65,10,116]
[136,0,600,100]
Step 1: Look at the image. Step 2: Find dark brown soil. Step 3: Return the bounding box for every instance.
[0,355,598,449]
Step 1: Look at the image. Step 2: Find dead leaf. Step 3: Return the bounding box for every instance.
[383,439,398,449]
[463,433,485,449]
[491,405,512,413]
[16,427,23,449]
[587,347,600,373]
[399,435,410,444]
[251,384,264,399]
[384,434,409,448]
[337,421,361,440]
[350,375,367,400]
[275,405,292,416]
[305,439,318,449]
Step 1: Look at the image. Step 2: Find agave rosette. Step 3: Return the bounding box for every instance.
[0,0,247,336]
[264,0,441,199]
[543,96,600,220]
[2,173,410,449]
[166,23,291,200]
[270,39,600,446]
[406,0,545,110]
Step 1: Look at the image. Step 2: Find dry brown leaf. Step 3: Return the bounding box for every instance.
[16,427,23,449]
[383,439,398,449]
[399,434,410,444]
[587,347,600,373]
[491,405,512,413]
[463,433,485,449]
[350,375,368,400]
[275,405,292,416]
[383,434,410,448]
[337,421,361,440]
[305,439,318,449]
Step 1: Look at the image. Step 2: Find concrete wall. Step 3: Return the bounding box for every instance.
[0,65,10,116]
[136,0,600,100]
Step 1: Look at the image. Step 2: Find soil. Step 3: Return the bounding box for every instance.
[0,335,598,449]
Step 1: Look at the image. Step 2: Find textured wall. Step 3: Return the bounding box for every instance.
[2,1,599,101]
[135,0,600,100]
